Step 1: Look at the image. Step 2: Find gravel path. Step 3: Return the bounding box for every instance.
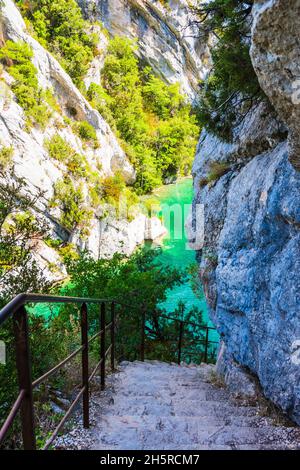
[54,361,300,450]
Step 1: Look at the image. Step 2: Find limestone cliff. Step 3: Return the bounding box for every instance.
[191,0,300,423]
[78,0,210,101]
[0,0,166,281]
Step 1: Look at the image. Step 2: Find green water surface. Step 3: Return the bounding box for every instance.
[154,178,211,323]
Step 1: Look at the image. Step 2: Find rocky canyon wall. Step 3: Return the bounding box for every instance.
[192,0,300,423]
[0,0,173,282]
[78,0,209,101]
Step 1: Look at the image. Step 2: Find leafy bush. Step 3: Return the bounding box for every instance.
[86,82,115,129]
[63,248,207,362]
[17,0,98,86]
[194,0,263,142]
[50,176,92,235]
[0,41,51,129]
[45,134,91,178]
[199,161,231,187]
[142,71,184,119]
[75,120,99,148]
[0,146,14,168]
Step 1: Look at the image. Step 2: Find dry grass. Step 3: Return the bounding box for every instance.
[199,161,231,188]
[209,370,226,389]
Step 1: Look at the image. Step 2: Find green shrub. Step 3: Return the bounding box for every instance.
[142,71,184,119]
[75,121,99,148]
[0,40,51,129]
[63,248,208,363]
[50,176,92,235]
[17,0,98,86]
[45,134,72,162]
[89,36,199,194]
[45,134,91,178]
[87,82,115,129]
[0,146,14,168]
[199,161,231,187]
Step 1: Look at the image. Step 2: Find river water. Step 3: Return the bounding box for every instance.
[152,178,219,354]
[153,178,213,325]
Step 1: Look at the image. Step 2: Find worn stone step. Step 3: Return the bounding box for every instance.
[54,361,300,450]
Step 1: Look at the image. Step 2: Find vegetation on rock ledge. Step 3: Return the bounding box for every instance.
[87,37,199,194]
[17,0,98,87]
[0,40,51,129]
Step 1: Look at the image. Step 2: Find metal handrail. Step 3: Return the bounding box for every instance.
[0,293,218,450]
[0,293,115,325]
[0,295,116,450]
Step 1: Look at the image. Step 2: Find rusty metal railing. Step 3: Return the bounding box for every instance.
[0,293,218,450]
[141,312,219,365]
[0,294,117,450]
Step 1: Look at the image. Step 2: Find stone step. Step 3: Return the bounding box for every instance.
[93,414,287,449]
[55,361,300,450]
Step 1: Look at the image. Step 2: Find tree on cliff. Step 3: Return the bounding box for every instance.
[194,0,264,141]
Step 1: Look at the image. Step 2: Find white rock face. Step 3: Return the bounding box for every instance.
[0,0,166,280]
[78,0,210,101]
[250,0,300,170]
[87,213,167,259]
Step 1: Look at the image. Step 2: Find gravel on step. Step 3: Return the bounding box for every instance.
[53,361,300,451]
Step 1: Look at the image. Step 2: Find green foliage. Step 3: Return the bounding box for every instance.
[100,172,139,219]
[0,146,14,168]
[0,41,51,128]
[50,176,92,235]
[88,36,199,194]
[195,0,263,141]
[199,161,231,187]
[142,72,184,119]
[17,0,98,86]
[75,120,99,148]
[0,167,51,299]
[45,134,91,178]
[62,248,207,362]
[86,82,115,128]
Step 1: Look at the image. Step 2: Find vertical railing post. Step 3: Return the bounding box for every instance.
[204,327,209,364]
[100,302,106,391]
[178,321,184,365]
[13,306,36,450]
[140,308,145,362]
[110,301,115,371]
[81,303,89,428]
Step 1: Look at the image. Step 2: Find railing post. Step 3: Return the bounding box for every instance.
[111,301,115,371]
[100,302,106,391]
[81,303,89,428]
[13,306,36,450]
[140,308,145,362]
[178,321,184,365]
[204,327,209,364]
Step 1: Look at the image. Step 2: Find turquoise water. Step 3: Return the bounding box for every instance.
[153,178,216,332]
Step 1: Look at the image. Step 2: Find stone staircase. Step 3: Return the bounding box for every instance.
[55,361,300,450]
